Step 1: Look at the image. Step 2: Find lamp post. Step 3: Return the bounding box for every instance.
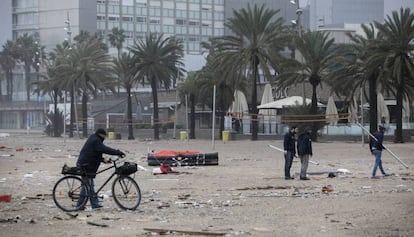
[290,0,306,105]
[63,12,72,140]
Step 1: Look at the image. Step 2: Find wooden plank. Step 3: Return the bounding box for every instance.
[143,228,226,236]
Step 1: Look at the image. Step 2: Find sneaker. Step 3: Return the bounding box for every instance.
[383,173,390,177]
[75,206,85,211]
[300,177,310,180]
[285,176,294,180]
[92,205,103,210]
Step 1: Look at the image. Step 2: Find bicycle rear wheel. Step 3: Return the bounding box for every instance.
[112,176,141,210]
[53,176,88,212]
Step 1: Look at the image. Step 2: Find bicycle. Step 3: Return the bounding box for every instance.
[52,156,141,212]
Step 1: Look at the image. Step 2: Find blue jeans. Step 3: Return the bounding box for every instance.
[76,177,100,208]
[372,149,386,177]
[299,154,310,178]
[284,151,294,178]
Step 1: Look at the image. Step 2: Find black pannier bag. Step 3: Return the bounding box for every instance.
[116,162,138,175]
[61,164,82,175]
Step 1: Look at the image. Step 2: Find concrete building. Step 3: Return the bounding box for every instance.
[308,0,414,31]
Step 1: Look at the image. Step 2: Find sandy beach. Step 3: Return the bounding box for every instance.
[0,130,413,237]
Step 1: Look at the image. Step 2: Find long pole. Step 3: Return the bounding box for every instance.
[212,85,216,150]
[355,122,409,169]
[360,87,364,146]
[64,92,66,143]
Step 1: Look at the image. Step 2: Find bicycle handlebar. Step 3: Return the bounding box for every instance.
[108,154,126,163]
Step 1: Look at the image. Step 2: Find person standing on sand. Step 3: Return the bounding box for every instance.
[283,126,298,180]
[369,125,389,179]
[297,127,312,180]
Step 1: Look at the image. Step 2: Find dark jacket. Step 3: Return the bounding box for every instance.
[283,131,296,154]
[297,132,312,156]
[76,133,123,177]
[369,131,384,151]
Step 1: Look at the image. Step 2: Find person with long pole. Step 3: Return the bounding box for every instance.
[369,125,390,178]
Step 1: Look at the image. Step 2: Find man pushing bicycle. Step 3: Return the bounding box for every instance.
[76,128,126,210]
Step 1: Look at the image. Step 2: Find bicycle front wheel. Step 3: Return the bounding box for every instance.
[53,176,88,212]
[112,176,141,210]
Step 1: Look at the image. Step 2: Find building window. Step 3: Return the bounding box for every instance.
[188,21,199,26]
[149,17,160,24]
[136,17,146,23]
[176,9,186,18]
[176,19,186,25]
[122,16,133,22]
[163,9,174,17]
[149,7,161,16]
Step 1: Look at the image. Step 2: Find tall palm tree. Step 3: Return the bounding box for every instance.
[16,33,37,101]
[0,40,18,101]
[373,8,414,142]
[178,72,200,139]
[214,4,289,140]
[277,31,337,140]
[57,38,114,137]
[329,23,385,133]
[129,33,184,140]
[108,27,126,96]
[45,42,77,137]
[108,27,126,58]
[197,50,241,138]
[113,52,137,140]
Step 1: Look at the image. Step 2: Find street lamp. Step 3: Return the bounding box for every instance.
[290,0,306,105]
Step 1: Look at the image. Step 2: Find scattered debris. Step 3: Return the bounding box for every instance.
[86,221,109,227]
[322,186,334,193]
[143,228,226,236]
[236,185,290,191]
[0,194,12,202]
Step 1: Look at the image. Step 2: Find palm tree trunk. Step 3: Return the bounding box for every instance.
[151,76,160,140]
[368,75,378,133]
[190,94,196,139]
[126,87,135,140]
[25,63,31,101]
[81,92,88,137]
[251,57,259,141]
[395,84,404,143]
[6,71,13,101]
[219,87,225,139]
[310,81,318,141]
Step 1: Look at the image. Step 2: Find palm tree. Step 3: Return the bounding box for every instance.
[277,31,337,140]
[0,40,18,101]
[197,50,240,138]
[16,33,37,101]
[178,72,200,139]
[129,33,184,140]
[57,37,114,137]
[108,27,126,58]
[113,52,137,140]
[33,78,61,137]
[329,23,385,133]
[108,27,126,96]
[373,8,414,142]
[214,4,289,140]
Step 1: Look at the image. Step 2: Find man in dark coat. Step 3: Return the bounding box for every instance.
[297,127,312,180]
[283,126,298,180]
[369,125,389,178]
[76,128,125,209]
